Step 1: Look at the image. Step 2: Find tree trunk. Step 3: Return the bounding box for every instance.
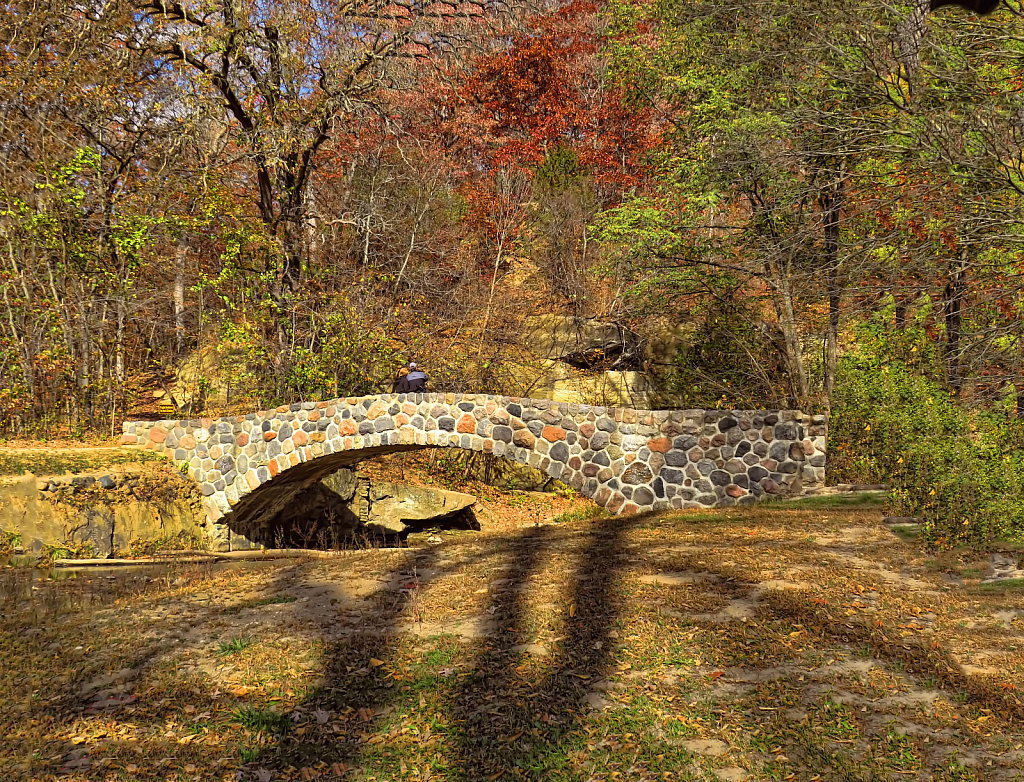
[776,274,809,409]
[174,236,187,357]
[821,176,845,414]
[944,248,967,396]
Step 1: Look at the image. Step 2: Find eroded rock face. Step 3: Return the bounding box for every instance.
[524,315,644,370]
[0,467,206,557]
[522,315,652,407]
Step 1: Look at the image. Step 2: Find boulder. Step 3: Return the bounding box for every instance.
[983,552,1024,583]
[362,481,476,536]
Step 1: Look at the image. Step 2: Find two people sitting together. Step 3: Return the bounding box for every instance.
[392,362,428,394]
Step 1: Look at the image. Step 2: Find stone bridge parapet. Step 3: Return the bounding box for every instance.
[123,394,826,540]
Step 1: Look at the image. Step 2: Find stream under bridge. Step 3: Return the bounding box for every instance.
[123,393,827,548]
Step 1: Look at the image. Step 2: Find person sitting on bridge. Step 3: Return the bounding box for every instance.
[392,366,411,394]
[406,363,428,393]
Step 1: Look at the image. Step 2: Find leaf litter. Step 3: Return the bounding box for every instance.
[1,496,1023,780]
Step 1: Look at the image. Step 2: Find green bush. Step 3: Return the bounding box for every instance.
[0,530,21,555]
[829,311,1024,549]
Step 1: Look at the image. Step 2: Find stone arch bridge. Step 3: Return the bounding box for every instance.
[123,394,826,548]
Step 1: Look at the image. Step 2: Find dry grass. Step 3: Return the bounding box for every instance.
[2,494,1023,782]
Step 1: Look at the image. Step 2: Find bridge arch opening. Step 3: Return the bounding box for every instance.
[226,446,495,549]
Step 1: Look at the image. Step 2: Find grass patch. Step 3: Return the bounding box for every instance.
[220,594,298,614]
[250,594,297,606]
[232,706,291,734]
[239,746,260,763]
[0,449,162,477]
[0,530,21,555]
[4,500,1024,781]
[781,491,886,509]
[217,636,255,655]
[976,578,1024,593]
[127,530,206,557]
[552,505,609,524]
[889,524,923,542]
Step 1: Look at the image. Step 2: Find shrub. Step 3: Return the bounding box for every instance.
[830,311,1024,549]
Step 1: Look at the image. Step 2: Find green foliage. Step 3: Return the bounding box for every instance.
[536,145,583,191]
[38,541,95,566]
[284,308,400,400]
[232,705,291,734]
[215,320,275,410]
[830,311,1024,549]
[218,637,255,656]
[662,286,786,408]
[215,303,401,409]
[0,530,21,556]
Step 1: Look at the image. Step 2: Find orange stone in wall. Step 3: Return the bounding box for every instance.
[235,432,249,447]
[149,426,168,443]
[647,437,671,453]
[541,426,566,442]
[457,415,476,434]
[292,430,308,446]
[340,419,357,436]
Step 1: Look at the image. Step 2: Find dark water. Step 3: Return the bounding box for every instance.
[39,556,284,580]
[0,556,291,617]
[0,553,290,576]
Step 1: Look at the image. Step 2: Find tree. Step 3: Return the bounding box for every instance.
[128,0,500,311]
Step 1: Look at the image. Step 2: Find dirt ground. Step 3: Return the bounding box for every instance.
[2,495,1023,782]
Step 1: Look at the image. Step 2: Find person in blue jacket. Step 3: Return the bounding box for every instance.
[405,363,428,393]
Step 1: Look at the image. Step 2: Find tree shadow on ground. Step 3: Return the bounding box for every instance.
[252,513,646,780]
